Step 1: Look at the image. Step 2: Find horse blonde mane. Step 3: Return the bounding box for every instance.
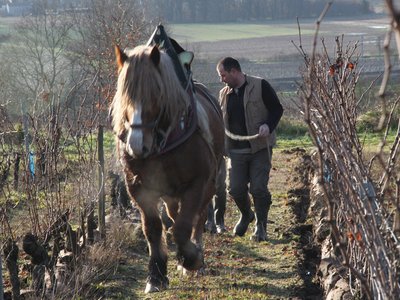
[111,45,190,135]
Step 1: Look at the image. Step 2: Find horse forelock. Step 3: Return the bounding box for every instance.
[111,45,190,135]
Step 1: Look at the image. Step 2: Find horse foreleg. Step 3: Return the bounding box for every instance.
[140,199,169,293]
[125,181,168,293]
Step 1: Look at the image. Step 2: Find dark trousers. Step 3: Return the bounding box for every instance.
[228,147,272,221]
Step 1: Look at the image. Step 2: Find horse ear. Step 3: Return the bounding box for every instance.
[115,45,127,72]
[150,45,160,66]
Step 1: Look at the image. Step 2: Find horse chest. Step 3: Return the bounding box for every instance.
[124,157,191,196]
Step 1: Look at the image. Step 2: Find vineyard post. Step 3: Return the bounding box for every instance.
[0,253,3,300]
[98,125,106,239]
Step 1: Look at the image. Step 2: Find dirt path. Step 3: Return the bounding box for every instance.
[100,149,320,299]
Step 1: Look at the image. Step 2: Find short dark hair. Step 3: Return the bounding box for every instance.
[217,57,241,72]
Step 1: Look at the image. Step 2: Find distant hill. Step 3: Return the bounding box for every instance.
[366,0,386,13]
[0,1,381,21]
[143,0,375,23]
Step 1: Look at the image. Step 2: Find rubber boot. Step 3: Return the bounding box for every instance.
[252,219,267,242]
[233,195,255,236]
[251,197,270,242]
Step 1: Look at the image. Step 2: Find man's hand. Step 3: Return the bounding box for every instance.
[258,124,270,137]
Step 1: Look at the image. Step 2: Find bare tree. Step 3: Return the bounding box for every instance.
[0,0,153,298]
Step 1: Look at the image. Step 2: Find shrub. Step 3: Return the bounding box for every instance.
[357,108,399,132]
[276,116,308,137]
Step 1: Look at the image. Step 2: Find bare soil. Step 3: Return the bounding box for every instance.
[186,15,389,61]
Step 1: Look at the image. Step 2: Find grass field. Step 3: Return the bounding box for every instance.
[170,23,316,42]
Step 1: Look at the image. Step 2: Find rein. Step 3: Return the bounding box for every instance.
[224,129,260,141]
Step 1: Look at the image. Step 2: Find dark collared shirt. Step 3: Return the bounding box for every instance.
[227,82,250,149]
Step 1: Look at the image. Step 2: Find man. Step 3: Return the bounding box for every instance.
[216,57,283,242]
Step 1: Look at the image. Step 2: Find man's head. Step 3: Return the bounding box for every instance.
[216,57,244,88]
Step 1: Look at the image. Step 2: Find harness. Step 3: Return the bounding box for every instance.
[157,79,198,155]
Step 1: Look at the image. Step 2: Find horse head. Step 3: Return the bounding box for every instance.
[112,45,190,159]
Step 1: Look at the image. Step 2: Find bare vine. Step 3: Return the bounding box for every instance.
[296,2,400,299]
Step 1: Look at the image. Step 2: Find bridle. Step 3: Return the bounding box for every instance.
[130,119,158,131]
[126,108,168,155]
[119,70,197,159]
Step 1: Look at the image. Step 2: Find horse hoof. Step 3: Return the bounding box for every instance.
[144,277,168,293]
[183,256,203,271]
[177,242,204,271]
[197,266,206,276]
[145,282,160,293]
[177,264,189,276]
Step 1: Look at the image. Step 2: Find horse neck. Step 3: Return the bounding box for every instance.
[162,85,190,127]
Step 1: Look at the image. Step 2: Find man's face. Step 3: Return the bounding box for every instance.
[217,65,237,88]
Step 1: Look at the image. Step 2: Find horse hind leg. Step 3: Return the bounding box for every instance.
[161,197,179,246]
[192,180,216,276]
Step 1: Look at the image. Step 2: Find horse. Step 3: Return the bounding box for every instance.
[110,44,224,293]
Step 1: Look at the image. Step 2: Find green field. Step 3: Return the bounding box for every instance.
[170,23,315,42]
[0,23,10,35]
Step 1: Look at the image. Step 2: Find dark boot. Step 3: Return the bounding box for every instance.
[252,220,267,242]
[251,197,270,242]
[215,208,226,233]
[233,195,255,236]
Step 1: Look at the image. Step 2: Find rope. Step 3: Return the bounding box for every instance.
[224,129,260,141]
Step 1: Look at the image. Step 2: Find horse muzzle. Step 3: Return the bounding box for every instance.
[126,128,153,159]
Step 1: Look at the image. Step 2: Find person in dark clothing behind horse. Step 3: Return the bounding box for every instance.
[205,158,227,234]
[216,57,283,242]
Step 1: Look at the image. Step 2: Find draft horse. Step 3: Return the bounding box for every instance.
[110,44,224,293]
